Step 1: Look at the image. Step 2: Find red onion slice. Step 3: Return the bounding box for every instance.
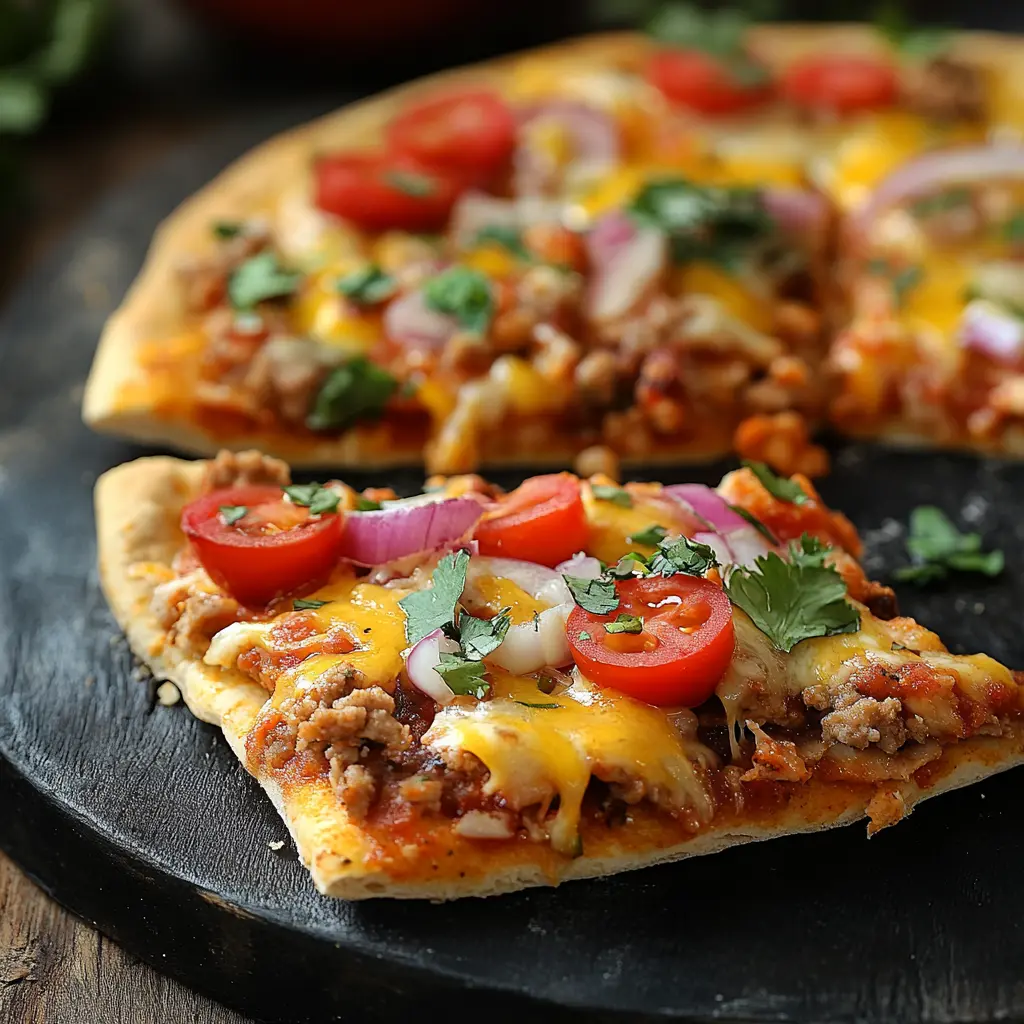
[762,186,829,242]
[340,496,484,566]
[404,628,460,705]
[663,484,751,534]
[383,288,460,352]
[585,211,668,322]
[851,143,1024,241]
[722,526,776,569]
[555,552,602,579]
[449,190,565,249]
[693,531,735,568]
[959,299,1024,365]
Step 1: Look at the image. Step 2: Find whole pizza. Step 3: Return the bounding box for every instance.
[87,10,1024,900]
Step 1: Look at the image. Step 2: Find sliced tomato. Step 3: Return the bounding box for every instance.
[313,153,461,232]
[781,56,898,115]
[474,473,589,568]
[181,485,345,608]
[386,90,516,183]
[646,49,772,116]
[567,575,735,707]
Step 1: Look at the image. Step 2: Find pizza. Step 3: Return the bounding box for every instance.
[81,16,1024,476]
[95,448,1024,899]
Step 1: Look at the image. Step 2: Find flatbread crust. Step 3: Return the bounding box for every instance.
[96,454,1024,899]
[83,26,1024,470]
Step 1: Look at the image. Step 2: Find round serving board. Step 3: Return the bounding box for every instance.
[4,106,1024,1024]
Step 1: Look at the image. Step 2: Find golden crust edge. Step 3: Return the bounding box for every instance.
[83,25,1024,467]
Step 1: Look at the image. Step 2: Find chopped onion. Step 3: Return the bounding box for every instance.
[585,211,667,322]
[663,484,750,534]
[453,810,515,839]
[555,551,602,579]
[339,496,483,566]
[693,531,734,567]
[762,186,829,240]
[383,288,459,351]
[959,299,1024,365]
[721,525,775,569]
[851,143,1024,241]
[404,628,460,705]
[466,556,572,607]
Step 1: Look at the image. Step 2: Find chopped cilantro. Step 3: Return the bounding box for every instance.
[608,552,651,578]
[910,188,972,220]
[743,460,809,505]
[724,534,861,653]
[515,701,561,709]
[874,3,951,59]
[629,177,776,267]
[435,653,490,699]
[866,258,922,309]
[577,631,591,642]
[399,550,471,644]
[283,482,340,515]
[592,484,633,508]
[628,523,668,547]
[306,357,398,433]
[894,506,1004,585]
[649,534,718,577]
[1003,212,1024,245]
[726,503,779,543]
[384,170,436,197]
[459,609,512,661]
[604,613,644,635]
[337,264,397,306]
[227,251,302,311]
[213,220,242,240]
[564,575,619,615]
[424,266,494,335]
[293,598,330,611]
[473,225,532,261]
[218,505,248,526]
[355,496,382,512]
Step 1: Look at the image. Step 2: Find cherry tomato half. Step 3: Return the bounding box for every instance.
[386,90,517,184]
[474,473,589,568]
[567,575,735,707]
[313,153,462,232]
[181,485,345,608]
[646,49,773,116]
[780,56,898,115]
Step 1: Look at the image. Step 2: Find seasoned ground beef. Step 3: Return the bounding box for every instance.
[202,448,291,491]
[742,721,810,783]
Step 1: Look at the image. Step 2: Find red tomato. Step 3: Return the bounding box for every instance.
[387,90,516,183]
[313,153,461,232]
[181,485,345,608]
[646,49,772,116]
[781,56,898,114]
[567,575,735,707]
[474,474,589,568]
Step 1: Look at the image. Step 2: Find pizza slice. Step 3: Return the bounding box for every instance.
[96,449,1024,899]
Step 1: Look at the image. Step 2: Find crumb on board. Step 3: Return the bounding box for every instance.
[269,840,285,851]
[84,675,96,688]
[156,681,181,706]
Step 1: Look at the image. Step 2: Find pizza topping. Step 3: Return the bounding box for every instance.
[900,55,986,123]
[585,210,668,322]
[781,55,898,115]
[724,535,861,652]
[337,264,398,306]
[399,548,471,644]
[338,493,484,567]
[958,300,1024,366]
[181,484,346,607]
[383,286,461,352]
[227,251,302,311]
[894,505,1004,584]
[282,481,340,515]
[306,357,398,433]
[404,627,462,705]
[741,460,809,505]
[201,450,291,491]
[423,266,494,335]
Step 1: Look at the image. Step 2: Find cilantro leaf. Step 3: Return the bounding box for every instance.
[649,534,718,577]
[293,598,330,611]
[424,267,494,335]
[435,653,490,699]
[400,550,471,644]
[894,506,1004,585]
[874,3,950,59]
[337,264,397,306]
[213,220,242,240]
[228,251,302,310]
[515,701,561,709]
[459,609,512,661]
[724,534,860,652]
[743,460,808,505]
[628,523,668,547]
[726,503,779,543]
[592,484,633,508]
[608,552,650,578]
[384,170,436,196]
[283,482,340,515]
[219,504,248,526]
[866,258,922,309]
[564,575,619,615]
[577,631,591,641]
[306,357,398,433]
[1003,211,1024,245]
[910,188,972,220]
[473,225,532,261]
[355,496,382,512]
[604,613,644,635]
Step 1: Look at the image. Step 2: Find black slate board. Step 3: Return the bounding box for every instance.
[4,107,1024,1024]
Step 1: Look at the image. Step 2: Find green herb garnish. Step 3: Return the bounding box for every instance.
[628,523,668,547]
[515,701,561,709]
[219,505,248,526]
[911,188,972,220]
[473,225,532,261]
[213,220,242,240]
[724,534,861,653]
[744,460,808,505]
[726,503,779,543]
[227,251,302,310]
[592,484,633,508]
[867,258,922,309]
[424,266,494,335]
[563,575,620,615]
[306,357,398,433]
[384,170,436,196]
[355,496,382,512]
[1002,212,1024,245]
[604,613,644,635]
[399,550,471,644]
[459,609,512,661]
[283,482,339,516]
[435,653,490,699]
[875,2,951,59]
[894,506,1004,584]
[649,534,718,577]
[337,264,397,306]
[293,598,330,611]
[577,631,592,642]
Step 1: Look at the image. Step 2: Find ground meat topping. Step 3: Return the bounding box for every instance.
[900,56,986,122]
[820,695,907,754]
[741,721,811,783]
[201,448,291,491]
[150,570,242,656]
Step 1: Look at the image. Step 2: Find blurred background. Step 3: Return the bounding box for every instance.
[2,0,1020,308]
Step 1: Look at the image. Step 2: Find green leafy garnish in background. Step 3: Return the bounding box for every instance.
[894,506,1004,584]
[306,357,398,433]
[874,2,950,59]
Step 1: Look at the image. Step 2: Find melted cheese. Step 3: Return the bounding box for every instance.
[470,576,547,624]
[581,483,681,563]
[423,670,712,854]
[292,269,381,353]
